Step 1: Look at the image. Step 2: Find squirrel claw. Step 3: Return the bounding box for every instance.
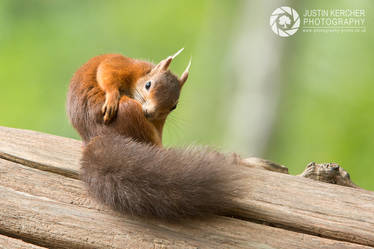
[102,95,119,124]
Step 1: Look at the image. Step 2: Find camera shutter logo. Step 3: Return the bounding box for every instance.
[270,7,300,37]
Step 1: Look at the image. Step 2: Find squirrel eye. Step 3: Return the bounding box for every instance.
[145,81,152,90]
[171,105,177,111]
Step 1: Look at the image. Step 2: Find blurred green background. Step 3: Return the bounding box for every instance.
[1,0,373,190]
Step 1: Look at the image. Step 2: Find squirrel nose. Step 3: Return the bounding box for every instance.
[144,110,152,119]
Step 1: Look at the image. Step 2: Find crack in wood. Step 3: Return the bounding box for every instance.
[0,152,79,179]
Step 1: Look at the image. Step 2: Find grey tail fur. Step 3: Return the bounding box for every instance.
[81,134,242,220]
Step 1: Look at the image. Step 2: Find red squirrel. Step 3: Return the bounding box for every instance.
[67,49,242,219]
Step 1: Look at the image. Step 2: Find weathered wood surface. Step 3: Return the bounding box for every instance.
[0,126,374,248]
[1,158,370,249]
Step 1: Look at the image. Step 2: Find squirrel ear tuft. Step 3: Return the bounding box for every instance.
[153,48,184,73]
[160,56,173,71]
[179,58,191,87]
[171,48,184,59]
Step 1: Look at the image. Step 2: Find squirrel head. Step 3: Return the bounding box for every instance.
[134,48,191,121]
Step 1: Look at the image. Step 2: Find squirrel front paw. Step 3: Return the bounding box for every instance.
[102,91,120,124]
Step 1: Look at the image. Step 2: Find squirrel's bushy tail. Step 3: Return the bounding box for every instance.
[81,134,242,219]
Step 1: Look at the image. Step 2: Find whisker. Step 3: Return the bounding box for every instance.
[134,88,146,103]
[165,112,189,140]
[164,115,183,144]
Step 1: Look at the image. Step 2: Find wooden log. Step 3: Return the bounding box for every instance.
[1,126,374,248]
[0,158,369,249]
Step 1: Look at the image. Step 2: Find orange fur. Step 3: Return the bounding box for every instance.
[67,54,162,145]
[67,53,184,146]
[96,54,153,124]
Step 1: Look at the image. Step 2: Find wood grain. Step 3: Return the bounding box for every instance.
[0,158,370,249]
[1,126,374,248]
